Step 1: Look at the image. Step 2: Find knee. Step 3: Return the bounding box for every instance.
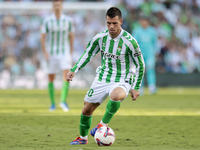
[82,102,99,116]
[110,94,122,101]
[82,108,92,116]
[48,75,55,82]
[110,88,126,101]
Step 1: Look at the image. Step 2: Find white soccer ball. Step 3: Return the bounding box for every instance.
[94,126,115,146]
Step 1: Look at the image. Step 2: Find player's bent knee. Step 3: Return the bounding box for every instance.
[82,102,99,116]
[82,106,92,115]
[110,92,126,101]
[110,94,126,101]
[82,106,93,115]
[110,87,126,100]
[82,109,92,116]
[48,74,55,82]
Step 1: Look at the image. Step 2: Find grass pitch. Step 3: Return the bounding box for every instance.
[0,87,200,150]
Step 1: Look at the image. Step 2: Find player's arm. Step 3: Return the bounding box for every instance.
[70,35,100,74]
[129,41,145,100]
[69,32,74,55]
[68,18,75,56]
[66,71,75,83]
[66,35,100,82]
[130,89,139,101]
[40,33,49,61]
[40,18,49,61]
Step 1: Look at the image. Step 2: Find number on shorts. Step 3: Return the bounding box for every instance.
[87,89,94,97]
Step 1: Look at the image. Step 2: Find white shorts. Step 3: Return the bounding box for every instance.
[84,80,131,104]
[46,56,72,74]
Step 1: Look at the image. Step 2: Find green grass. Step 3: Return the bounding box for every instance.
[0,87,200,150]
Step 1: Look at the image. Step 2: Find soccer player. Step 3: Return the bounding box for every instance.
[66,7,145,145]
[132,17,158,94]
[40,0,74,111]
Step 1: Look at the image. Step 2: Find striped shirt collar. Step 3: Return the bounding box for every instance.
[108,28,124,42]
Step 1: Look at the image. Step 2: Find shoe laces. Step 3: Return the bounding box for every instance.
[97,123,103,129]
[73,137,85,142]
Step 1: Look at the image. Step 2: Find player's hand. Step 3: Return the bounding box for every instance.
[130,89,139,101]
[66,71,75,83]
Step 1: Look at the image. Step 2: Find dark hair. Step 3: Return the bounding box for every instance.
[140,16,149,21]
[106,7,122,19]
[53,0,63,2]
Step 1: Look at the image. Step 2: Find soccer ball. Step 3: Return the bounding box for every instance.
[94,126,115,146]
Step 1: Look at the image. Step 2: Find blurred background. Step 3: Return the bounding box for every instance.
[0,0,200,89]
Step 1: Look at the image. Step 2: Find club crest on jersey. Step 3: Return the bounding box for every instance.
[101,50,121,60]
[117,47,122,54]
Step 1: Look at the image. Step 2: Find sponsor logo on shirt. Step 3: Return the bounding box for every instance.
[101,50,121,60]
[134,47,141,57]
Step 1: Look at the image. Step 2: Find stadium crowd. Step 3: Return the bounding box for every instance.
[0,0,200,88]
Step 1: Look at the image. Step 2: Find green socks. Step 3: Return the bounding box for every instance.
[48,82,55,105]
[102,100,121,124]
[79,114,92,136]
[79,100,120,137]
[48,81,69,106]
[60,81,69,103]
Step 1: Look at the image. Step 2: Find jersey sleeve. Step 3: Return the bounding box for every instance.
[70,35,101,73]
[41,18,48,34]
[129,38,145,91]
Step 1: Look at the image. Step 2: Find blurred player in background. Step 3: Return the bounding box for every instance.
[40,0,74,111]
[132,17,158,94]
[66,7,145,145]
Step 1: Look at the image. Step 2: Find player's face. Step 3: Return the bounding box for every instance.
[53,1,63,13]
[140,19,149,28]
[106,16,123,39]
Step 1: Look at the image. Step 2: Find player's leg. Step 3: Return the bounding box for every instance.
[146,57,157,94]
[48,74,56,111]
[60,69,70,111]
[59,56,72,111]
[70,102,100,145]
[46,57,58,111]
[90,83,131,137]
[80,102,100,139]
[101,87,126,124]
[70,80,109,145]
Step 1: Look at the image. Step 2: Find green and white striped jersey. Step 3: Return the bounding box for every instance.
[70,29,145,90]
[41,13,74,56]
